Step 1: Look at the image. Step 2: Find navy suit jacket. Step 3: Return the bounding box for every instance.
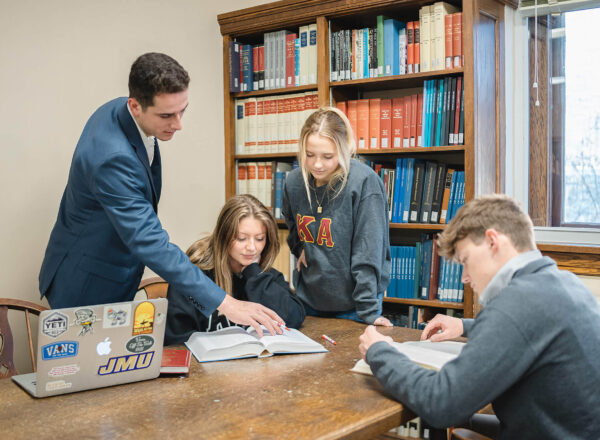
[39,97,225,314]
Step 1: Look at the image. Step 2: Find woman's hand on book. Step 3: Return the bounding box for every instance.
[359,325,393,360]
[420,313,463,342]
[217,295,284,337]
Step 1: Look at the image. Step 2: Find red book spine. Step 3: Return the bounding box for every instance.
[347,100,358,149]
[417,93,424,147]
[286,34,296,87]
[369,98,381,149]
[380,99,392,149]
[253,46,259,90]
[410,94,417,147]
[453,13,463,68]
[407,22,415,75]
[392,97,404,148]
[258,45,265,89]
[357,99,370,150]
[403,96,411,148]
[445,14,453,69]
[414,21,421,73]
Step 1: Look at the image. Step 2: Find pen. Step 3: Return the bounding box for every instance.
[321,334,337,345]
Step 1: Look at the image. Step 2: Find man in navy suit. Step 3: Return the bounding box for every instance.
[39,53,282,335]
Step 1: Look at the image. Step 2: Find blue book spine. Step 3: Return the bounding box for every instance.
[437,258,445,301]
[388,246,396,298]
[274,171,284,219]
[395,246,401,298]
[241,44,254,92]
[410,246,416,299]
[447,171,458,222]
[294,38,300,87]
[392,159,403,223]
[421,80,429,147]
[425,80,434,146]
[383,19,400,76]
[402,158,415,223]
[429,79,438,146]
[435,79,445,146]
[403,247,409,298]
[363,28,369,78]
[414,242,422,298]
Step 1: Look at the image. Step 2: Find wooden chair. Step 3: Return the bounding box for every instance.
[137,277,168,299]
[0,298,48,378]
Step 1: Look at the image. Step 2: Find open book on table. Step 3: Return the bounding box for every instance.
[351,340,465,375]
[185,325,328,363]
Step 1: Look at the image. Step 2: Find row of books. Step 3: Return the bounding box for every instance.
[362,157,465,225]
[329,3,463,81]
[335,75,464,150]
[235,92,318,155]
[228,24,317,93]
[387,241,464,302]
[236,161,296,219]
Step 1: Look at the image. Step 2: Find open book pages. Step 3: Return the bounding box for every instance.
[185,326,328,363]
[351,340,465,375]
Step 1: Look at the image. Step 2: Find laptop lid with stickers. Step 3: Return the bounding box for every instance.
[13,298,167,398]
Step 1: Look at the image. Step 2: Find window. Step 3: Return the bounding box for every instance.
[526,5,600,228]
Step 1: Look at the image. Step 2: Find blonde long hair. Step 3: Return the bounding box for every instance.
[298,106,356,205]
[185,194,280,296]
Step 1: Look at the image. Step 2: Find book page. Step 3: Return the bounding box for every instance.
[185,326,266,362]
[246,326,327,354]
[194,326,259,351]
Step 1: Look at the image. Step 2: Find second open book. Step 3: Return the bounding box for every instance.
[185,326,328,363]
[351,340,465,375]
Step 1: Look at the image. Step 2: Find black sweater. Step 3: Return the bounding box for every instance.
[165,263,305,345]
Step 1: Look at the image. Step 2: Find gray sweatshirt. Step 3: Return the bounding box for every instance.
[282,159,391,323]
[367,256,600,439]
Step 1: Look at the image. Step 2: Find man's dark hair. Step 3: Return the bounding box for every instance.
[128,53,190,109]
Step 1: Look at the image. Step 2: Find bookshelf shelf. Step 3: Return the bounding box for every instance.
[389,223,445,230]
[357,145,465,155]
[219,0,508,321]
[232,84,318,98]
[235,152,297,160]
[329,67,464,91]
[383,297,464,310]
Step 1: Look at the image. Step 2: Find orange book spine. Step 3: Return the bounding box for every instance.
[410,94,417,147]
[403,96,411,148]
[357,99,370,150]
[407,21,415,74]
[414,21,421,73]
[391,97,404,148]
[380,99,392,149]
[336,100,347,116]
[369,98,381,149]
[445,14,453,69]
[417,93,424,147]
[439,168,455,224]
[347,100,358,149]
[453,13,463,68]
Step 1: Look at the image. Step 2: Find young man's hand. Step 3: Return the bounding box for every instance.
[359,325,394,360]
[217,295,284,337]
[420,313,463,342]
[373,316,393,327]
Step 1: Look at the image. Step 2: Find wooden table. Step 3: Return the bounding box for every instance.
[0,317,421,439]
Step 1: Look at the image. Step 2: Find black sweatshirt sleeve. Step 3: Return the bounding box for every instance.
[242,263,306,329]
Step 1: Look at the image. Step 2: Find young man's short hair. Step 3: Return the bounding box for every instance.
[437,194,536,259]
[128,53,189,109]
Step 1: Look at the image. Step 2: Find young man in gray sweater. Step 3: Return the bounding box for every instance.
[359,194,600,439]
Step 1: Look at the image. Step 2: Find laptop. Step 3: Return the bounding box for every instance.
[12,298,167,398]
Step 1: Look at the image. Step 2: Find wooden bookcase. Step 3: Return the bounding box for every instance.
[218,0,515,319]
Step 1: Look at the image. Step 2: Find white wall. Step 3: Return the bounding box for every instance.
[0,0,270,373]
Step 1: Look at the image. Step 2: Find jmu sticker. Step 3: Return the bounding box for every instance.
[132,302,155,335]
[41,341,79,360]
[126,335,155,353]
[97,351,155,375]
[42,312,68,338]
[103,304,131,328]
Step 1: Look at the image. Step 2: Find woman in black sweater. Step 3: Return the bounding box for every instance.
[165,194,305,345]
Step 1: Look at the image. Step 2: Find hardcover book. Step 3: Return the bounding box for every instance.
[351,340,465,374]
[160,348,192,375]
[185,326,327,363]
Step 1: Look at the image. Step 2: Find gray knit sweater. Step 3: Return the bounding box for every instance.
[367,256,600,439]
[282,159,391,323]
